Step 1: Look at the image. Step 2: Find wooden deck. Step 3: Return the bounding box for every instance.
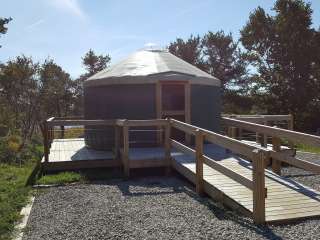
[172,144,320,223]
[42,138,167,171]
[41,138,320,223]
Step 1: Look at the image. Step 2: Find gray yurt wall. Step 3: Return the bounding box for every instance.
[83,49,221,150]
[191,85,221,132]
[84,84,156,150]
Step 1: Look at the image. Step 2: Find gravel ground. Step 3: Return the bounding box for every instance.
[281,152,320,191]
[23,153,320,240]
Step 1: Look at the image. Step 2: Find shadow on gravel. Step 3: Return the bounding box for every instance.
[106,176,283,240]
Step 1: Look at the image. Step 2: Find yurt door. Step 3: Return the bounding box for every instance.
[156,81,191,142]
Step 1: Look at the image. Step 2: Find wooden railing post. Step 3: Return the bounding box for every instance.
[60,125,65,139]
[288,114,295,149]
[164,119,171,175]
[49,126,53,146]
[43,121,49,163]
[114,125,120,160]
[238,128,243,140]
[272,137,282,175]
[252,149,266,224]
[123,120,130,178]
[231,127,237,139]
[227,127,237,153]
[262,118,268,147]
[195,129,204,195]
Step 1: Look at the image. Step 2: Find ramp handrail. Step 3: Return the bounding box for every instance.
[170,118,268,224]
[222,117,320,147]
[222,117,320,175]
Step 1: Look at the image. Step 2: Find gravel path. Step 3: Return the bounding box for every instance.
[23,153,320,240]
[281,152,320,191]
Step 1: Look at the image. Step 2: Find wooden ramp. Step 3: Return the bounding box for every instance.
[172,144,320,223]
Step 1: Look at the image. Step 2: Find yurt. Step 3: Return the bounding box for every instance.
[84,49,221,150]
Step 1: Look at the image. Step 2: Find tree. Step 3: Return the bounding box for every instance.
[240,0,319,130]
[169,32,250,114]
[0,17,12,47]
[39,59,75,119]
[168,35,203,68]
[82,49,111,77]
[73,49,112,115]
[202,31,249,92]
[169,32,248,92]
[0,56,40,144]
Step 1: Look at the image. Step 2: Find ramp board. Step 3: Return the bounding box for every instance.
[172,144,320,223]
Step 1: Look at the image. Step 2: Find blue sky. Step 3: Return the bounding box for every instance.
[1,0,320,78]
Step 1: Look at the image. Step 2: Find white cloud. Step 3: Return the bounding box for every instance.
[49,0,86,19]
[25,19,45,31]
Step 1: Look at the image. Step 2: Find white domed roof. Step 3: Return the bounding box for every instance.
[84,49,220,87]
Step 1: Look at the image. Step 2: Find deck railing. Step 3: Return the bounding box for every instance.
[41,117,116,162]
[42,115,320,224]
[222,117,320,175]
[115,119,171,177]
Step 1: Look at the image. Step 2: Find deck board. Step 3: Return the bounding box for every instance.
[43,138,168,170]
[172,144,320,223]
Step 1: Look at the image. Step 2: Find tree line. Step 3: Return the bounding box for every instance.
[0,24,109,162]
[0,0,319,162]
[169,0,320,132]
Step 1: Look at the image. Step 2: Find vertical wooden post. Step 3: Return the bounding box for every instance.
[255,132,259,144]
[272,137,281,175]
[227,127,232,138]
[114,125,120,160]
[262,118,268,147]
[185,82,191,145]
[123,120,130,178]
[155,81,162,145]
[288,114,295,149]
[49,127,52,146]
[238,128,243,141]
[252,149,266,224]
[231,127,237,139]
[288,114,294,131]
[43,121,49,163]
[195,129,204,195]
[226,127,232,154]
[164,119,171,175]
[60,125,65,139]
[226,127,236,154]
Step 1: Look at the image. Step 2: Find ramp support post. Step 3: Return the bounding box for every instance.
[252,149,266,224]
[164,119,171,175]
[123,120,130,178]
[272,137,282,175]
[195,129,204,195]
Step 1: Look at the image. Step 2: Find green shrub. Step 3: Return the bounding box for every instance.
[0,134,43,164]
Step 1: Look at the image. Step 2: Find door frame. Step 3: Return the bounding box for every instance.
[155,80,191,144]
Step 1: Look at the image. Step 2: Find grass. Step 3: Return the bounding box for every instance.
[0,163,35,240]
[36,172,84,185]
[296,143,320,154]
